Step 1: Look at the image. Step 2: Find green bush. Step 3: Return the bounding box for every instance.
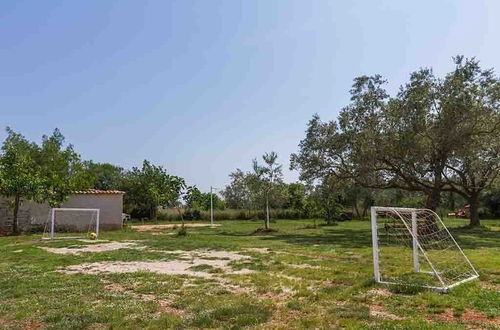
[176,226,188,236]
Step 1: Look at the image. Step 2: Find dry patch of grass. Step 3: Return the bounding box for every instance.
[243,247,272,254]
[40,242,140,255]
[369,304,403,320]
[366,287,393,297]
[434,308,500,327]
[102,279,187,318]
[60,249,254,279]
[0,318,44,330]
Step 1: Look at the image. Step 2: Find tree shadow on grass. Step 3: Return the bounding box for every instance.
[448,226,500,249]
[217,222,499,250]
[256,227,374,249]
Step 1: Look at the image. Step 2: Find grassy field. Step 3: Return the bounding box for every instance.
[0,218,499,329]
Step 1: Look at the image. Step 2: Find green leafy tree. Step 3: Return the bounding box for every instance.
[0,128,85,234]
[221,169,251,209]
[122,160,185,219]
[439,57,500,225]
[285,183,306,211]
[83,161,124,190]
[0,128,42,234]
[309,177,344,224]
[36,129,88,207]
[184,186,204,209]
[292,56,500,226]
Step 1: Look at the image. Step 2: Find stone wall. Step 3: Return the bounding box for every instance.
[0,199,32,233]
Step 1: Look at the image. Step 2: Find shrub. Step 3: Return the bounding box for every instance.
[176,226,188,236]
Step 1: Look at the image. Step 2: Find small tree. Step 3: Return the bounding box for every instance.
[0,128,42,234]
[250,152,283,229]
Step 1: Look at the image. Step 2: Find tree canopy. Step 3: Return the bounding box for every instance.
[291,56,500,225]
[122,160,185,219]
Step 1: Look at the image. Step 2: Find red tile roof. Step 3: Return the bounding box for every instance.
[72,189,125,195]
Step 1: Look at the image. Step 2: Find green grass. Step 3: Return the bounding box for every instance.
[0,218,499,329]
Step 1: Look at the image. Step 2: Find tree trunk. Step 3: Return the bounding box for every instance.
[150,206,157,220]
[425,164,444,211]
[12,194,20,235]
[362,205,368,218]
[353,202,360,219]
[468,192,480,227]
[448,191,455,211]
[265,195,270,229]
[425,187,441,211]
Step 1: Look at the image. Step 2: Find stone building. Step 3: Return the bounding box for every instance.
[0,189,124,234]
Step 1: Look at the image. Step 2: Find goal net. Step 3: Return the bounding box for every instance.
[42,208,100,240]
[371,207,478,292]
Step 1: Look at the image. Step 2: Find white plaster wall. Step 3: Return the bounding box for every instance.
[0,193,123,232]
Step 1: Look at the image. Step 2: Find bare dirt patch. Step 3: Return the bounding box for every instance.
[243,248,271,254]
[132,224,220,231]
[0,318,44,330]
[435,308,500,327]
[366,288,393,297]
[370,305,403,320]
[40,242,139,255]
[60,249,252,278]
[287,263,322,270]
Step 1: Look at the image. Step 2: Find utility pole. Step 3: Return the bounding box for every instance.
[210,186,214,226]
[210,186,218,226]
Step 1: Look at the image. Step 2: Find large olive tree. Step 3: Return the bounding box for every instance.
[292,56,500,226]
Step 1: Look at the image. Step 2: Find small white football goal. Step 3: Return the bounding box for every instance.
[371,206,478,292]
[42,208,100,240]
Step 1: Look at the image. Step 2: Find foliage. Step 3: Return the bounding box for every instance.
[122,160,185,219]
[480,184,500,218]
[184,186,225,211]
[284,183,306,210]
[0,128,87,234]
[248,151,283,229]
[36,128,88,207]
[221,169,251,209]
[0,128,43,234]
[83,161,124,190]
[291,56,500,226]
[176,226,188,236]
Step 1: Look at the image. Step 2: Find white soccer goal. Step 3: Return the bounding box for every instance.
[371,206,478,292]
[42,208,100,240]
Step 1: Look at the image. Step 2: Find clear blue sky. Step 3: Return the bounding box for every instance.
[1,0,499,192]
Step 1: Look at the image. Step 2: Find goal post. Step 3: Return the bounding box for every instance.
[371,206,479,292]
[43,208,100,240]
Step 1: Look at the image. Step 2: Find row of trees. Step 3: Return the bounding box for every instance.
[291,56,500,226]
[0,128,187,234]
[221,152,364,228]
